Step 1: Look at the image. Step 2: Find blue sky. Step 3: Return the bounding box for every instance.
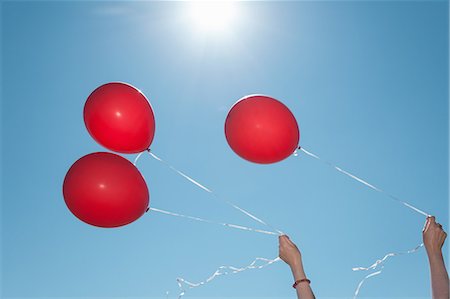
[1,1,448,298]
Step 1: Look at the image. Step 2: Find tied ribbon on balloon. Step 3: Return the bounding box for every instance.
[63,84,431,298]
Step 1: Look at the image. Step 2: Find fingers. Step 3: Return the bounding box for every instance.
[279,235,294,244]
[423,216,432,232]
[424,216,447,235]
[432,216,443,230]
[285,237,296,246]
[424,216,445,231]
[279,235,289,249]
[279,235,298,250]
[423,219,430,232]
[279,235,289,244]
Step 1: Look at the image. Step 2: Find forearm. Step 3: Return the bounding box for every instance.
[291,262,315,299]
[428,252,449,299]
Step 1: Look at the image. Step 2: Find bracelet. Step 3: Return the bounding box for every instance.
[292,278,311,288]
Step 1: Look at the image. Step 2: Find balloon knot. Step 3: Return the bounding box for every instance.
[146,207,150,212]
[146,148,151,153]
[297,146,301,150]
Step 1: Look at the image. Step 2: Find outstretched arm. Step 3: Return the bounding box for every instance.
[279,235,315,299]
[423,216,449,299]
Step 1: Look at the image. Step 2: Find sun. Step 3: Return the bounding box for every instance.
[188,1,238,34]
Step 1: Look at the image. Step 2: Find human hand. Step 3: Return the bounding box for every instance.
[279,235,302,268]
[423,216,447,256]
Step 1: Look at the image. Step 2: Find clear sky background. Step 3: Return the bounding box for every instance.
[1,1,449,298]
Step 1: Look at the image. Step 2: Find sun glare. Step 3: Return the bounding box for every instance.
[188,1,237,34]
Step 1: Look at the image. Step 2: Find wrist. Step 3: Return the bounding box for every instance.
[291,262,307,280]
[427,250,444,261]
[289,257,303,269]
[292,278,311,289]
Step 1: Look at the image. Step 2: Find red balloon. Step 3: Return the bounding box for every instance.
[225,95,300,164]
[84,82,156,154]
[63,152,149,228]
